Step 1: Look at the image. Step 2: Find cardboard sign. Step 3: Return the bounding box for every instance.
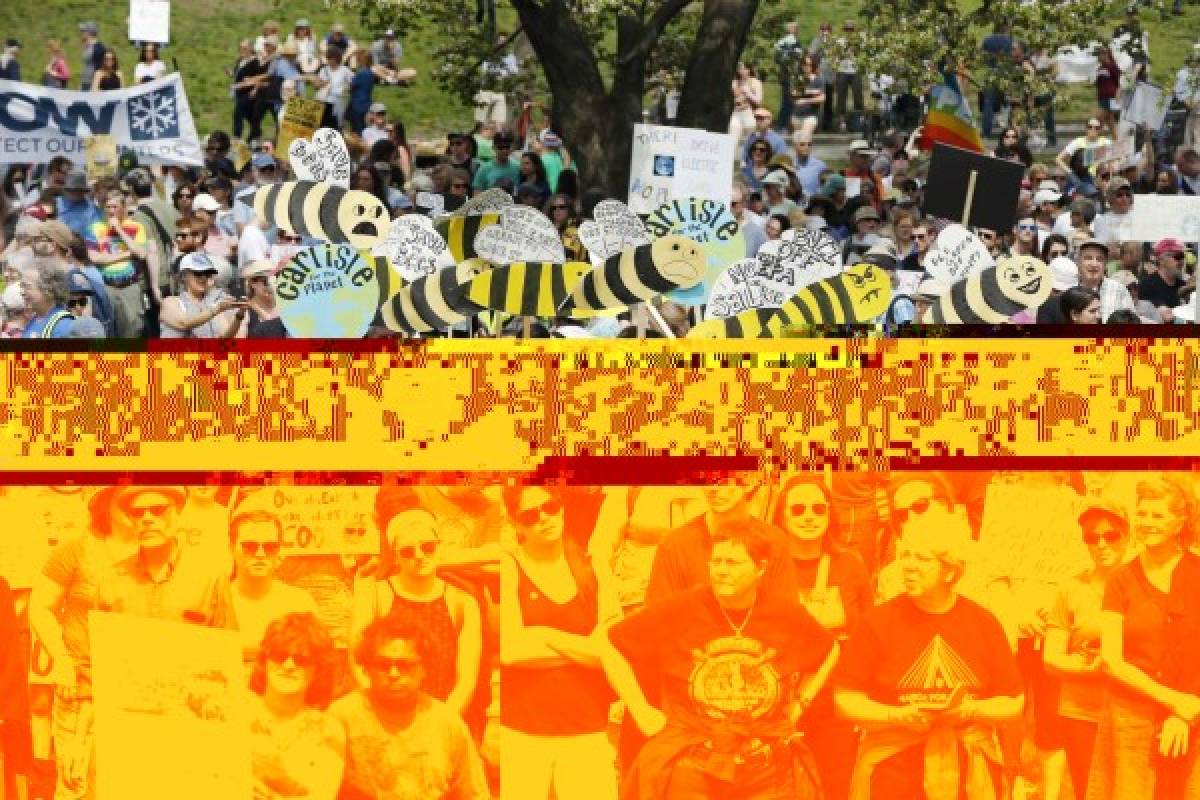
[415,191,445,217]
[84,135,118,181]
[1129,196,1200,243]
[923,224,996,285]
[235,486,380,555]
[1124,82,1169,131]
[129,0,170,44]
[474,206,566,265]
[643,197,745,306]
[230,139,251,173]
[453,188,512,217]
[706,258,793,319]
[277,245,378,338]
[928,256,1051,324]
[91,613,250,800]
[287,128,351,189]
[923,143,1024,233]
[628,124,735,215]
[275,98,325,166]
[577,200,651,266]
[372,215,450,282]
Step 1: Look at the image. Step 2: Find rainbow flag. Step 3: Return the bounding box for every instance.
[922,84,984,153]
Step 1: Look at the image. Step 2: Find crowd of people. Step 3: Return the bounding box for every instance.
[0,13,1198,337]
[1,472,1199,799]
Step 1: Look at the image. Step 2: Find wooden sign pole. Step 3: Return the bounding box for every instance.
[962,170,978,230]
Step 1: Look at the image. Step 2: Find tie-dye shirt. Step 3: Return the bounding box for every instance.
[85,218,147,286]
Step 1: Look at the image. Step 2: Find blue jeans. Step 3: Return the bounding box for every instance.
[981,88,1003,138]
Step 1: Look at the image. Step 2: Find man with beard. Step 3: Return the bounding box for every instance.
[330,615,489,800]
[1075,238,1134,322]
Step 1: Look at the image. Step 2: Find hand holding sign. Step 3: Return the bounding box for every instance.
[277,245,378,338]
[474,206,566,265]
[373,216,451,282]
[578,200,652,266]
[288,128,352,189]
[923,224,995,285]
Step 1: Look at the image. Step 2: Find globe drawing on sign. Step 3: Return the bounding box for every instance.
[653,155,675,177]
[127,85,180,140]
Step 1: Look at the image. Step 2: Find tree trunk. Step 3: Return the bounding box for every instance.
[675,0,762,133]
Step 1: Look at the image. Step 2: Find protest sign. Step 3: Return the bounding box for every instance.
[578,200,652,267]
[1123,82,1169,131]
[474,206,566,265]
[373,215,450,282]
[235,486,380,555]
[706,259,792,319]
[91,612,250,800]
[844,177,862,199]
[84,134,118,181]
[275,98,325,166]
[287,127,352,189]
[707,229,842,320]
[129,0,171,44]
[628,124,735,215]
[928,256,1051,324]
[643,197,745,305]
[1129,196,1200,243]
[923,224,996,285]
[452,188,512,217]
[0,74,201,167]
[923,143,1024,233]
[277,244,379,338]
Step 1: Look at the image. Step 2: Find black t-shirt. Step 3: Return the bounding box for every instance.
[837,594,1021,708]
[609,586,833,737]
[234,56,267,99]
[1139,271,1182,310]
[1036,298,1067,324]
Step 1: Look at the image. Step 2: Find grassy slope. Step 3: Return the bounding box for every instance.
[1,0,1195,141]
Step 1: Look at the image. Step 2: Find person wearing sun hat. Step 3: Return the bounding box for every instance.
[236,259,286,338]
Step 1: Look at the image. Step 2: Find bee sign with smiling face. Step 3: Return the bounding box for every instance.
[277,244,379,338]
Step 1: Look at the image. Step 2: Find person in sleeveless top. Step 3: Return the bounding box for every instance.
[237,258,288,338]
[90,49,123,91]
[247,612,345,800]
[770,474,871,800]
[350,504,482,718]
[159,252,246,338]
[498,484,622,800]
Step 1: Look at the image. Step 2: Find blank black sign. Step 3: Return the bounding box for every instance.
[922,143,1025,233]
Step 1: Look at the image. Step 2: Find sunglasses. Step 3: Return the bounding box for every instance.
[1083,531,1123,546]
[123,502,173,519]
[788,502,828,516]
[371,656,420,673]
[893,497,933,526]
[67,296,89,309]
[914,233,928,240]
[1018,224,1037,232]
[240,540,281,557]
[266,649,314,668]
[396,541,438,560]
[451,182,469,189]
[514,497,563,526]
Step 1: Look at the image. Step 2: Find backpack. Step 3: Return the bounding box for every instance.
[884,294,914,326]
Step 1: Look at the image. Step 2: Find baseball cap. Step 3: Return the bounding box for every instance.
[1033,189,1061,206]
[295,18,310,27]
[88,486,187,534]
[762,170,789,188]
[66,269,94,295]
[178,252,217,273]
[37,220,74,251]
[368,101,387,115]
[820,174,847,197]
[852,205,881,224]
[241,259,275,279]
[192,193,221,213]
[1107,176,1132,194]
[753,108,773,120]
[63,171,89,191]
[1077,238,1109,257]
[1078,499,1129,531]
[848,139,874,154]
[1049,257,1079,292]
[280,41,299,56]
[251,152,277,170]
[862,240,898,270]
[78,22,98,34]
[539,130,562,149]
[1154,237,1185,256]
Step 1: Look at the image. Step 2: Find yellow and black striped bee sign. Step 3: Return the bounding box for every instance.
[249,181,389,251]
[463,261,592,317]
[927,256,1051,324]
[439,214,502,263]
[687,263,892,338]
[378,260,488,335]
[560,235,705,318]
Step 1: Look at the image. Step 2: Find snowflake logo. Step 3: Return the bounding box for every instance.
[127,85,179,141]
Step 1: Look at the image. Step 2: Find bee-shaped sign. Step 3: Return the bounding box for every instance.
[463,261,593,317]
[559,235,706,318]
[248,181,388,251]
[925,255,1051,324]
[378,260,489,335]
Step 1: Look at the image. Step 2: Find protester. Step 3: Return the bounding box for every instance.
[77,22,104,90]
[85,193,148,337]
[43,38,69,88]
[90,49,123,91]
[1061,286,1101,324]
[19,257,75,338]
[472,130,521,193]
[134,43,166,84]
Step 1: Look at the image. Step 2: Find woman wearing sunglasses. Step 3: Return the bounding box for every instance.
[229,507,318,669]
[159,252,247,338]
[247,612,345,800]
[1087,475,1200,799]
[499,484,621,799]
[1040,500,1130,800]
[350,503,482,719]
[770,473,871,800]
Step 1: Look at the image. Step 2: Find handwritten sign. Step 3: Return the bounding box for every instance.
[415,191,446,217]
[453,188,512,217]
[474,206,566,265]
[276,98,325,167]
[578,200,652,267]
[84,135,118,181]
[1130,196,1200,243]
[92,613,250,800]
[644,197,745,305]
[705,229,842,320]
[373,215,450,282]
[706,258,791,319]
[923,224,995,285]
[129,0,170,44]
[238,486,380,556]
[1124,82,1170,131]
[277,245,378,338]
[287,128,352,189]
[628,124,735,215]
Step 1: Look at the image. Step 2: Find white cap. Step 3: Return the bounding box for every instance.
[1033,189,1061,206]
[1049,256,1078,292]
[192,193,221,213]
[1,283,24,311]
